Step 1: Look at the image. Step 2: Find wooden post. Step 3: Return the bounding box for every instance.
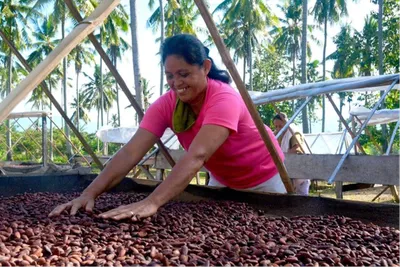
[194,0,294,193]
[0,29,104,170]
[65,0,176,169]
[42,115,48,167]
[326,94,366,154]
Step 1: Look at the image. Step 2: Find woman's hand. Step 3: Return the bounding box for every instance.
[48,193,95,217]
[98,198,159,221]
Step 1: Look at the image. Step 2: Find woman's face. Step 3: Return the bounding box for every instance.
[164,55,210,103]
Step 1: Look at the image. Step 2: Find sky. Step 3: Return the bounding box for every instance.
[9,0,378,134]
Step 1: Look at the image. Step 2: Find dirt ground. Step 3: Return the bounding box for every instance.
[309,183,399,204]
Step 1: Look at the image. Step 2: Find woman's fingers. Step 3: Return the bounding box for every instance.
[85,199,95,213]
[111,210,135,221]
[69,202,83,216]
[48,202,72,217]
[99,205,127,219]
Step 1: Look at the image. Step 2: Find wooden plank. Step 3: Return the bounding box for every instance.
[154,150,399,186]
[285,154,399,185]
[194,0,294,193]
[0,0,120,124]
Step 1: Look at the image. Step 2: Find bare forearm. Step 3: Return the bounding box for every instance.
[147,153,204,207]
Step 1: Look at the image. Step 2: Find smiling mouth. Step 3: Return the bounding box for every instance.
[177,88,187,93]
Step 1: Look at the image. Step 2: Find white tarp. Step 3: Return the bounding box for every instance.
[96,127,180,149]
[249,74,399,105]
[304,132,355,154]
[350,107,399,126]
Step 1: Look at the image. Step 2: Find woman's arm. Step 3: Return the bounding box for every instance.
[49,128,158,216]
[82,128,159,198]
[99,124,230,220]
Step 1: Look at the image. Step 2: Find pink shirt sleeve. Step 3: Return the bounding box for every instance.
[202,91,241,134]
[139,96,170,138]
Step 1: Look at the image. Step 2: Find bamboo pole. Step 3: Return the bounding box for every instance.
[65,0,176,168]
[326,94,366,154]
[194,0,294,193]
[0,29,104,169]
[0,0,120,124]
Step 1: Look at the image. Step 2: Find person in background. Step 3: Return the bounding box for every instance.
[273,113,311,195]
[49,34,286,221]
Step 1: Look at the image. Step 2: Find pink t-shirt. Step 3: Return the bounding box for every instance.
[140,78,284,189]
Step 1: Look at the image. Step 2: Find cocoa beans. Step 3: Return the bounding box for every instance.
[0,192,397,266]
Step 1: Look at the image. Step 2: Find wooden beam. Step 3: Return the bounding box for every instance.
[0,29,104,170]
[0,0,120,124]
[65,0,175,169]
[193,0,294,193]
[154,150,399,186]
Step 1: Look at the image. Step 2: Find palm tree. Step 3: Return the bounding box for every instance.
[30,0,72,158]
[80,1,129,127]
[301,0,309,133]
[27,14,60,110]
[214,0,277,91]
[148,0,202,37]
[130,0,143,114]
[82,64,117,130]
[70,93,90,130]
[70,43,95,130]
[273,0,303,87]
[327,25,358,131]
[148,0,165,96]
[312,0,347,132]
[0,0,32,161]
[147,0,200,96]
[377,0,387,151]
[355,15,378,76]
[141,78,154,111]
[106,37,129,127]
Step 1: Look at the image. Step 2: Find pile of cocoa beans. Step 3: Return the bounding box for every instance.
[0,192,398,266]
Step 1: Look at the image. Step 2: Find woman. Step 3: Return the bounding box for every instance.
[49,34,285,221]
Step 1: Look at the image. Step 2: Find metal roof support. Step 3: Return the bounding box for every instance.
[276,97,312,139]
[328,78,399,184]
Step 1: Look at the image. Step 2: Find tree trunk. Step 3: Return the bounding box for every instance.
[292,47,296,86]
[301,0,309,134]
[99,30,104,128]
[248,3,253,91]
[62,5,72,160]
[6,52,12,161]
[243,57,246,86]
[159,0,165,96]
[322,15,328,132]
[49,80,53,161]
[292,50,296,113]
[114,52,121,127]
[339,97,344,131]
[378,0,388,152]
[130,0,143,119]
[76,71,80,130]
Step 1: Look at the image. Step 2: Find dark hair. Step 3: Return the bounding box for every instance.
[273,112,288,121]
[161,34,231,84]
